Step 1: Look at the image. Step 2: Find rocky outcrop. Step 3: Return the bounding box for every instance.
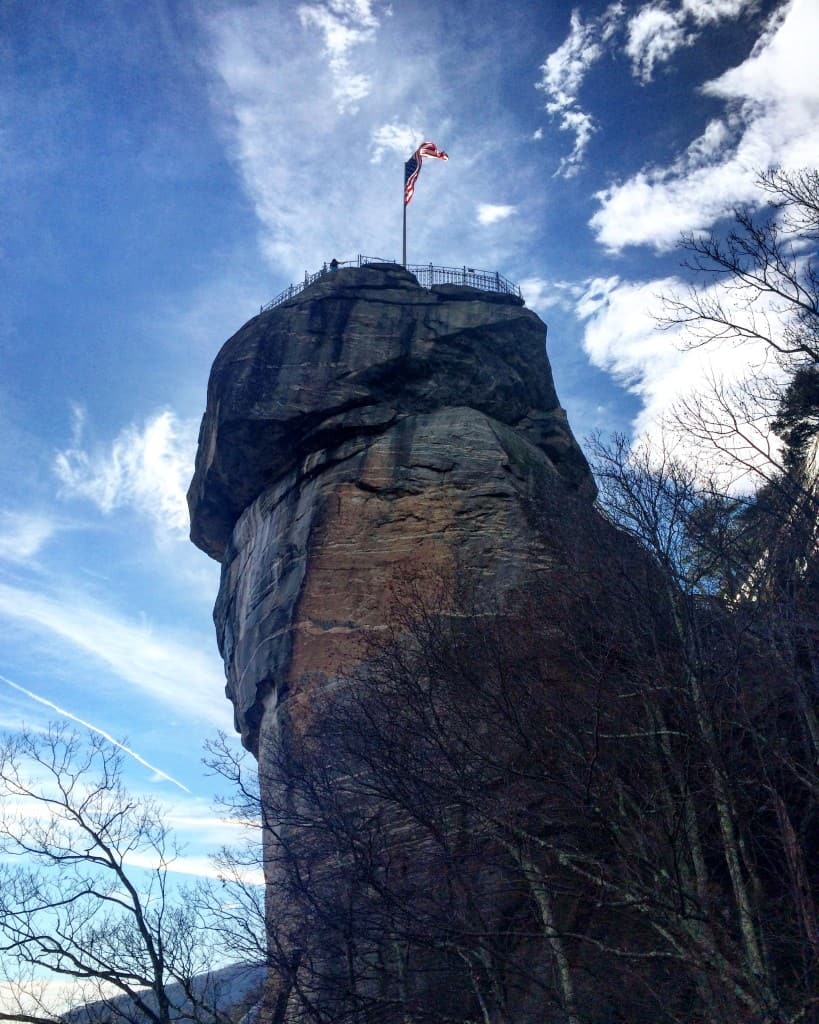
[188,264,594,753]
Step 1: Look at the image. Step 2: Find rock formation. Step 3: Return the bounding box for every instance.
[188,263,598,1018]
[189,263,594,751]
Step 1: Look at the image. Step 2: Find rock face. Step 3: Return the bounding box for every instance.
[189,263,599,1021]
[188,263,595,754]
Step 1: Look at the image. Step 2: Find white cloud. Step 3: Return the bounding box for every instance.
[477,203,516,225]
[575,274,622,321]
[297,0,382,113]
[0,511,59,564]
[682,117,731,165]
[0,762,258,880]
[682,0,756,25]
[121,795,263,879]
[539,10,606,115]
[576,274,788,480]
[123,849,264,882]
[537,4,624,177]
[591,164,746,251]
[702,0,810,105]
[556,109,597,177]
[579,276,682,399]
[0,979,122,1019]
[519,276,584,315]
[541,0,765,177]
[370,121,423,163]
[625,0,757,83]
[0,581,229,728]
[591,0,819,251]
[54,409,196,539]
[625,6,693,83]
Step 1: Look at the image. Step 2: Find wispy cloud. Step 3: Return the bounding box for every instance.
[519,276,584,315]
[0,511,59,564]
[123,849,264,882]
[539,0,759,176]
[624,0,757,83]
[683,0,757,25]
[370,121,424,163]
[54,408,196,539]
[297,0,383,113]
[591,0,819,250]
[536,4,624,177]
[577,275,684,410]
[538,5,622,114]
[477,203,516,226]
[0,673,190,791]
[0,581,228,728]
[200,2,437,274]
[575,273,787,477]
[625,5,694,84]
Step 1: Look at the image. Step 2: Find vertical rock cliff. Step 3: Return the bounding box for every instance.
[189,264,594,753]
[188,263,597,1018]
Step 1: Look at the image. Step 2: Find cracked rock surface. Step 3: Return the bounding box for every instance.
[188,263,595,752]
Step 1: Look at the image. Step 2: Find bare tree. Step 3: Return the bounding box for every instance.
[206,710,536,1024]
[0,724,238,1024]
[660,168,819,491]
[664,168,819,367]
[589,433,819,1024]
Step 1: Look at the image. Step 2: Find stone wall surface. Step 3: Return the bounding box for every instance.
[188,264,594,753]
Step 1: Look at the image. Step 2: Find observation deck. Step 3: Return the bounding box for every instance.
[260,254,522,314]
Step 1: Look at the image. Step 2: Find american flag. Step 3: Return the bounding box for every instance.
[404,141,448,206]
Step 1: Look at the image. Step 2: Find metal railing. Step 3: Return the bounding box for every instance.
[409,263,521,296]
[260,255,521,313]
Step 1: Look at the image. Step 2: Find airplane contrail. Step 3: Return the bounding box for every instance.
[0,673,190,793]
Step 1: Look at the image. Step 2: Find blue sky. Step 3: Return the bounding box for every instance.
[1,0,817,878]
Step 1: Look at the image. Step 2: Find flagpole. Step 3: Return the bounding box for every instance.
[402,198,407,268]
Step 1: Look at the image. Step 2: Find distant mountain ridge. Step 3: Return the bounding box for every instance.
[63,962,265,1024]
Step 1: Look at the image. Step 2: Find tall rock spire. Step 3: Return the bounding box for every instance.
[188,263,594,753]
